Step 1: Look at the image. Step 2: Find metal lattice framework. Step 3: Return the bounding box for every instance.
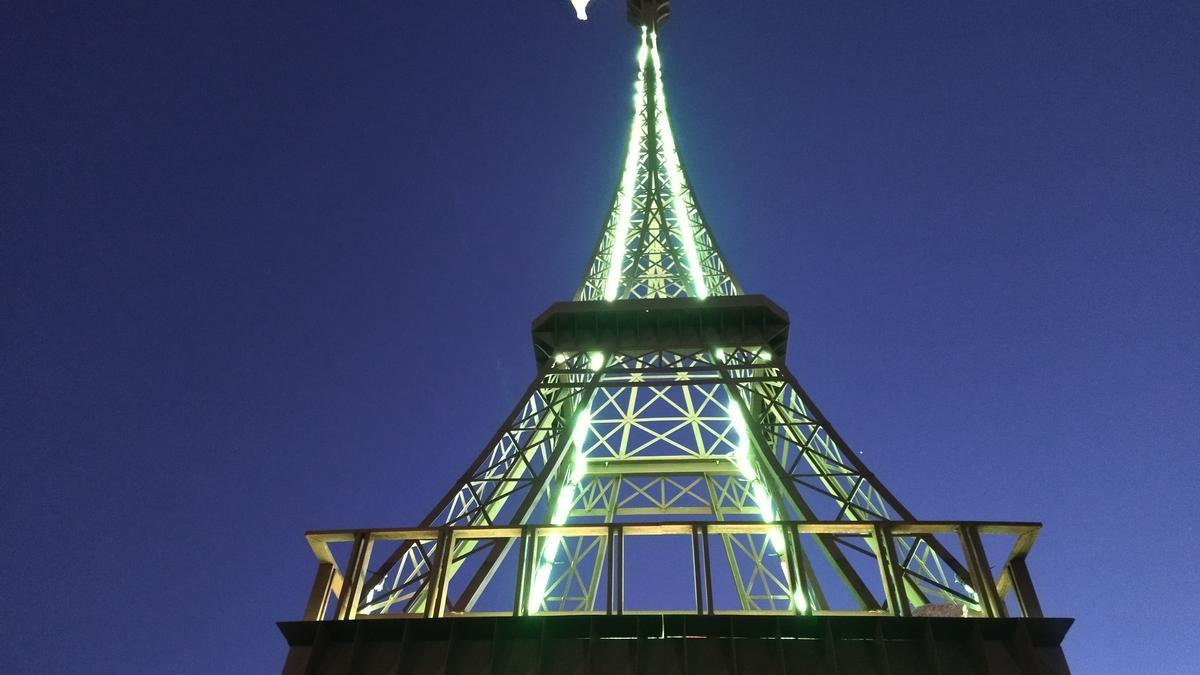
[301,19,1028,625]
[353,344,979,618]
[577,28,739,302]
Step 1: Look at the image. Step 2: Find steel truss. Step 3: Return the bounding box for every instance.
[316,25,990,626]
[577,28,738,302]
[357,346,979,619]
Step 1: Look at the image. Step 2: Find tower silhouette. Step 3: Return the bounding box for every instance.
[280,3,1072,673]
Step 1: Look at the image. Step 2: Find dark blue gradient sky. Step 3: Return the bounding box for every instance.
[3,1,1198,672]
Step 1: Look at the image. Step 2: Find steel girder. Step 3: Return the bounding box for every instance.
[355,27,977,621]
[359,345,977,618]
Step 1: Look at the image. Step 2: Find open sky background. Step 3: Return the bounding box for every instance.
[3,1,1198,672]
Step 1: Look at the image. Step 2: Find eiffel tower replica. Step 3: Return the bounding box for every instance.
[280,2,1072,673]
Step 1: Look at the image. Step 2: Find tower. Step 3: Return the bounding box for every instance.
[280,3,1072,673]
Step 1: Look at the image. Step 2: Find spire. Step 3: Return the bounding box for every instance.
[576,27,740,302]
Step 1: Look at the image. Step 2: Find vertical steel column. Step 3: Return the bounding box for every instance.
[701,523,715,615]
[872,523,910,617]
[614,525,625,615]
[513,527,531,617]
[784,523,812,615]
[303,563,335,621]
[958,524,1004,618]
[691,523,706,614]
[425,528,455,619]
[605,524,616,615]
[334,532,373,621]
[1007,556,1044,618]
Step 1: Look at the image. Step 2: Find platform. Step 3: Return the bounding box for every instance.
[530,295,790,366]
[279,613,1072,674]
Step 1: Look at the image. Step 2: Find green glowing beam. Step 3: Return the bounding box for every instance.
[604,29,650,301]
[725,349,806,611]
[650,31,708,299]
[527,383,597,613]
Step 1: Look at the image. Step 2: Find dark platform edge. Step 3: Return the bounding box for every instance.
[530,295,791,366]
[280,614,1073,648]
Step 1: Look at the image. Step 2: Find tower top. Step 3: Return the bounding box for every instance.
[576,22,739,301]
[627,0,669,29]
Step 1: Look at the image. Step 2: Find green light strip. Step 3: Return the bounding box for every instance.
[731,403,808,611]
[649,31,709,299]
[724,350,807,612]
[604,29,651,302]
[528,357,603,613]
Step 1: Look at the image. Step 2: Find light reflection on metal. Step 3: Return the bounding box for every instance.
[585,28,738,302]
[588,351,606,371]
[649,30,707,299]
[289,15,1045,629]
[528,399,594,613]
[604,28,651,301]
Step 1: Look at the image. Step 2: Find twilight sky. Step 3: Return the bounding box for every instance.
[3,1,1198,672]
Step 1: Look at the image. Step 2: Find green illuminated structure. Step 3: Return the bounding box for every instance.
[362,12,968,622]
[579,26,734,302]
[280,2,1071,672]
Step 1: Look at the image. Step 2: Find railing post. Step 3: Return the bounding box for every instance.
[514,527,531,617]
[1007,556,1044,618]
[691,523,706,615]
[304,562,335,620]
[784,523,811,615]
[605,525,615,615]
[614,524,624,615]
[701,524,714,615]
[873,523,909,617]
[425,527,455,618]
[335,532,374,621]
[958,524,1004,618]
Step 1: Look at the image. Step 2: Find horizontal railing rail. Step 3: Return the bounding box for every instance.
[299,520,1044,622]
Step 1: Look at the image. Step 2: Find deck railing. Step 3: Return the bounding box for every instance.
[300,520,1043,622]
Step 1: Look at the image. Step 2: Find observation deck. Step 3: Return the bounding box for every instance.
[531,295,790,367]
[279,519,1072,674]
